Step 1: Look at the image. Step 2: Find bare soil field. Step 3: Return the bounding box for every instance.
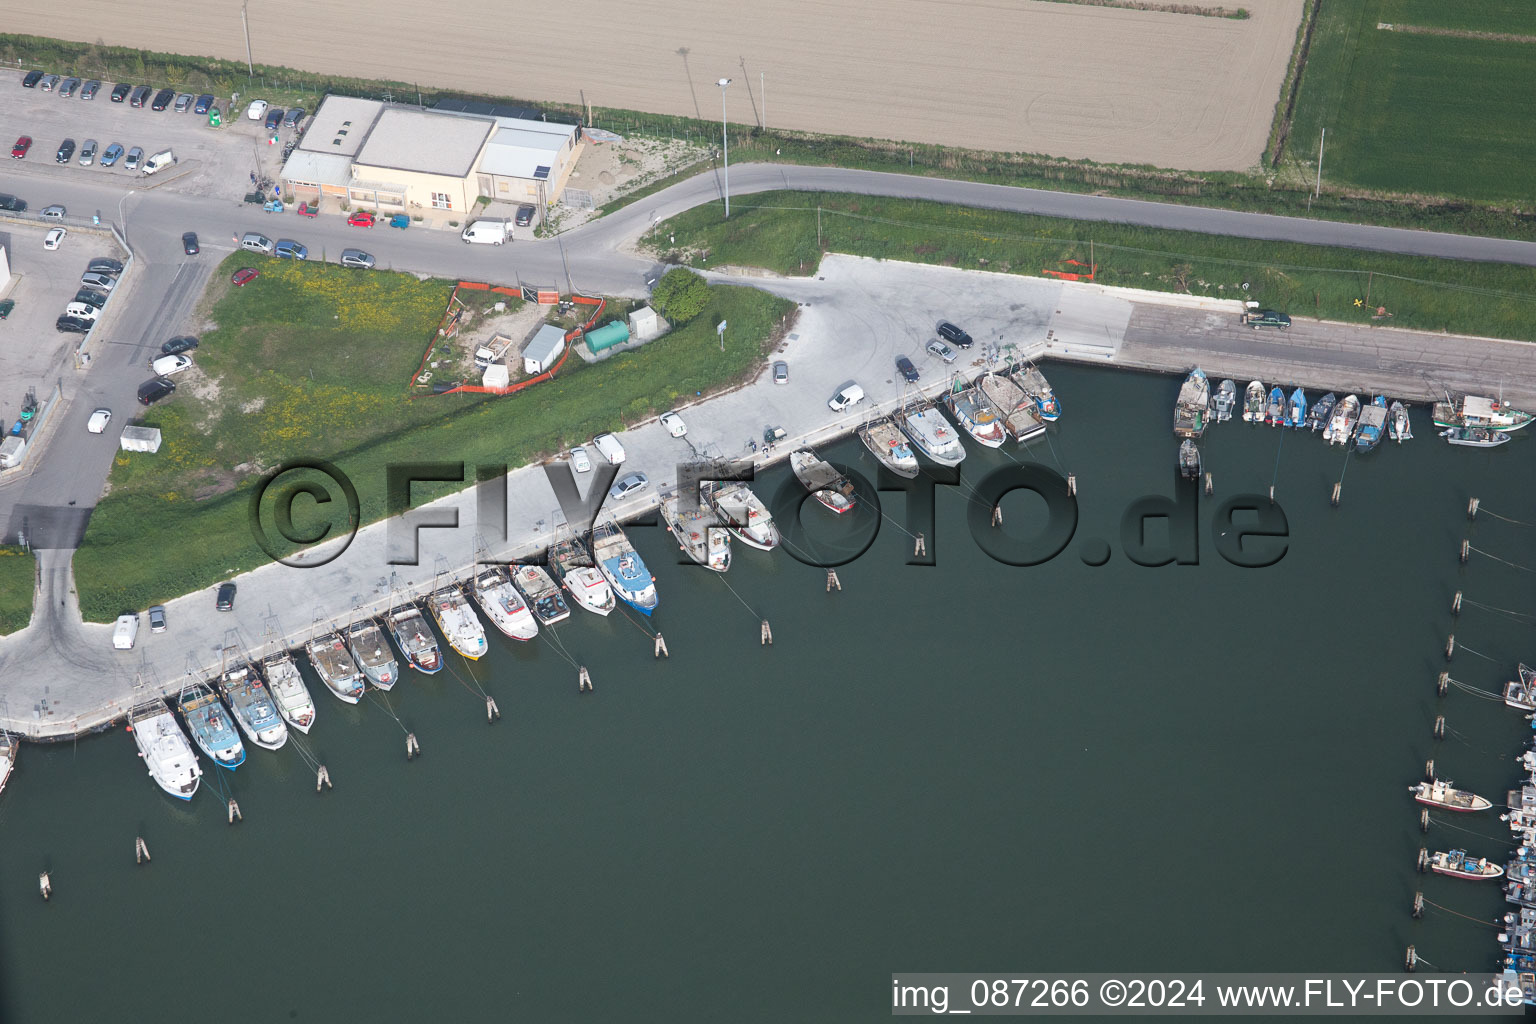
[8,0,1302,171]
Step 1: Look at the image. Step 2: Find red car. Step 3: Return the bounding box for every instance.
[231,268,260,286]
[11,136,31,159]
[346,210,375,228]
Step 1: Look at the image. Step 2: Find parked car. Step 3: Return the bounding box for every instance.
[263,107,283,131]
[274,238,308,260]
[215,582,237,611]
[896,356,919,383]
[80,272,116,290]
[936,321,973,348]
[239,232,274,254]
[55,139,75,163]
[246,99,268,120]
[129,85,151,108]
[109,82,131,102]
[339,248,374,269]
[515,204,536,227]
[0,194,27,212]
[161,336,199,355]
[86,257,123,276]
[86,408,112,434]
[828,382,866,412]
[78,139,97,165]
[608,472,649,501]
[55,315,91,334]
[231,267,259,286]
[926,338,957,363]
[137,378,175,405]
[182,231,199,255]
[21,71,42,89]
[1241,308,1291,330]
[772,360,789,384]
[39,74,59,92]
[11,136,30,159]
[570,446,591,473]
[194,94,214,114]
[58,77,80,97]
[124,146,144,171]
[659,412,687,438]
[592,433,626,465]
[81,80,101,100]
[100,142,123,167]
[148,605,167,632]
[282,107,305,127]
[173,93,192,112]
[43,227,66,250]
[40,204,66,219]
[151,88,174,111]
[74,289,109,309]
[347,210,376,228]
[151,354,193,376]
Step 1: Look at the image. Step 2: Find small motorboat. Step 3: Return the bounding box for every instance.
[1286,388,1307,429]
[1265,386,1286,427]
[1428,848,1504,880]
[1178,439,1201,481]
[1173,368,1210,438]
[1243,381,1265,424]
[1212,379,1237,423]
[1326,394,1360,446]
[1355,396,1387,453]
[1442,426,1511,448]
[1388,400,1413,442]
[1308,392,1336,432]
[1409,778,1492,813]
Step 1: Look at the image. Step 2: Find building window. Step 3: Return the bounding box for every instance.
[431,192,451,210]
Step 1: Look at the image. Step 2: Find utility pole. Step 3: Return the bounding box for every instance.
[717,78,732,219]
[241,0,254,77]
[761,72,766,130]
[1315,127,1325,199]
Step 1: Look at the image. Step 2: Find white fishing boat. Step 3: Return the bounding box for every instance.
[1325,394,1361,446]
[0,731,14,800]
[1173,368,1210,438]
[1242,381,1265,424]
[1212,379,1237,423]
[549,536,618,615]
[261,653,316,734]
[700,481,780,552]
[472,566,541,638]
[590,521,659,615]
[430,585,489,659]
[1008,361,1061,422]
[513,563,573,624]
[976,372,1046,442]
[1433,393,1533,432]
[128,699,202,801]
[306,632,366,704]
[661,493,732,572]
[346,619,399,690]
[1388,401,1413,442]
[856,418,920,478]
[219,662,289,751]
[1442,426,1512,448]
[388,605,443,674]
[942,379,1007,448]
[895,402,966,466]
[790,448,857,514]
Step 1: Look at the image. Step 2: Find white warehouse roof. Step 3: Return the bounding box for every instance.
[355,108,493,177]
[477,120,578,179]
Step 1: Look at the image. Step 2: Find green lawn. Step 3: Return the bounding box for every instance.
[1286,1,1536,201]
[652,192,1536,339]
[0,546,35,635]
[73,261,792,621]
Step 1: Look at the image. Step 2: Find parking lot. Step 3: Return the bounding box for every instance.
[0,75,307,205]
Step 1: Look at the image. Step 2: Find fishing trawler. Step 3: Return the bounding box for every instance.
[1355,397,1388,453]
[1178,440,1201,481]
[857,419,919,478]
[346,619,399,690]
[1388,401,1413,442]
[943,379,1007,448]
[260,653,315,734]
[514,563,572,624]
[1009,362,1061,422]
[388,605,442,673]
[661,494,732,573]
[977,371,1046,441]
[1506,665,1536,712]
[1308,392,1336,432]
[895,402,967,466]
[1286,388,1307,429]
[591,521,659,615]
[306,631,366,703]
[1325,394,1361,445]
[472,566,540,639]
[549,536,618,615]
[1213,379,1237,422]
[217,662,288,751]
[430,585,489,659]
[1433,394,1533,432]
[790,448,858,514]
[128,700,201,801]
[1410,778,1492,813]
[1242,381,1265,424]
[1429,849,1504,881]
[1442,426,1511,448]
[177,683,245,768]
[700,481,779,552]
[1173,369,1210,438]
[0,732,14,799]
[1265,386,1285,427]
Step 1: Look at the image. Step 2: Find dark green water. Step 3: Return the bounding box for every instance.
[3,364,1533,1022]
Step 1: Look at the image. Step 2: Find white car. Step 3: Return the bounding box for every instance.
[43,227,66,250]
[150,354,193,376]
[86,408,111,433]
[247,99,268,120]
[570,446,591,473]
[659,412,687,438]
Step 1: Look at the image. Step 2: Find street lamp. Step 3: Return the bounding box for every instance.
[717,78,731,218]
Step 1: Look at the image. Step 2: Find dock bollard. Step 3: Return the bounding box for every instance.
[38,872,50,901]
[1405,945,1417,972]
[1330,482,1341,507]
[1437,671,1449,697]
[1412,892,1424,919]
[761,620,773,646]
[316,765,332,791]
[578,666,593,693]
[227,799,242,824]
[1445,634,1455,661]
[134,836,151,865]
[913,533,925,558]
[1468,497,1480,520]
[1433,715,1445,740]
[654,634,669,658]
[1416,848,1429,873]
[1451,591,1462,615]
[1424,759,1435,782]
[826,570,841,592]
[1420,809,1430,834]
[1459,540,1470,565]
[405,733,420,760]
[486,696,500,722]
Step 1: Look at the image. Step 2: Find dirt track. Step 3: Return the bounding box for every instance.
[7,0,1302,171]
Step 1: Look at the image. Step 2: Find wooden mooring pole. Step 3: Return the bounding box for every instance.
[578,666,593,693]
[316,765,333,791]
[761,620,773,645]
[227,798,242,824]
[825,569,841,592]
[654,633,669,658]
[134,836,151,865]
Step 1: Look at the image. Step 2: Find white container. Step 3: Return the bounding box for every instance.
[482,363,510,389]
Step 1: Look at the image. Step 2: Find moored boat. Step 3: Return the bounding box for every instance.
[1355,397,1387,453]
[976,372,1045,442]
[1442,426,1511,448]
[1325,394,1360,446]
[700,481,779,553]
[1173,369,1210,438]
[1265,386,1285,427]
[1242,380,1265,424]
[306,632,366,703]
[1286,388,1307,429]
[177,683,245,769]
[590,521,659,615]
[1388,400,1413,442]
[430,586,489,659]
[1428,848,1504,880]
[1410,778,1492,813]
[1308,392,1336,432]
[1178,439,1201,481]
[1506,664,1536,712]
[388,605,442,674]
[346,619,399,690]
[856,419,919,478]
[472,566,540,639]
[895,402,967,466]
[0,731,14,800]
[1213,379,1237,422]
[549,536,617,615]
[128,700,201,801]
[514,563,573,624]
[1009,361,1061,422]
[790,448,857,515]
[661,494,732,573]
[944,379,1007,448]
[1432,394,1533,432]
[261,653,316,733]
[218,662,288,751]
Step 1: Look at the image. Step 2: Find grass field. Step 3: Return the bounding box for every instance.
[652,192,1536,339]
[0,546,35,636]
[1286,1,1536,201]
[72,261,792,621]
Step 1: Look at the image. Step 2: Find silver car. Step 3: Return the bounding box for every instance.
[340,248,375,269]
[78,139,97,166]
[124,146,144,171]
[608,472,649,501]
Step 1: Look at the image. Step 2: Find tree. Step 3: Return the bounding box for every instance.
[650,268,709,324]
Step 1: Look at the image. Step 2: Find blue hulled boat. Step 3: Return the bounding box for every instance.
[1266,386,1286,426]
[218,663,289,751]
[1355,396,1388,453]
[590,522,658,615]
[1286,388,1307,429]
[177,683,245,770]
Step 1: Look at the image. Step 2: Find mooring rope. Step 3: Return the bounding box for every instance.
[1464,598,1536,626]
[1478,508,1536,527]
[1420,897,1498,928]
[365,690,410,735]
[1454,643,1502,664]
[1425,812,1514,845]
[1448,677,1505,701]
[1469,546,1536,574]
[286,732,322,773]
[540,622,580,669]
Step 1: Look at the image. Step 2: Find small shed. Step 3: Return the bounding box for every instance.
[119,426,163,453]
[0,435,24,468]
[628,305,660,341]
[482,362,510,389]
[584,320,631,354]
[523,324,567,375]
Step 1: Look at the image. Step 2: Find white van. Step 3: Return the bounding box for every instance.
[592,433,626,465]
[142,149,176,175]
[827,382,866,412]
[112,614,140,650]
[240,233,274,254]
[460,219,512,245]
[65,301,101,321]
